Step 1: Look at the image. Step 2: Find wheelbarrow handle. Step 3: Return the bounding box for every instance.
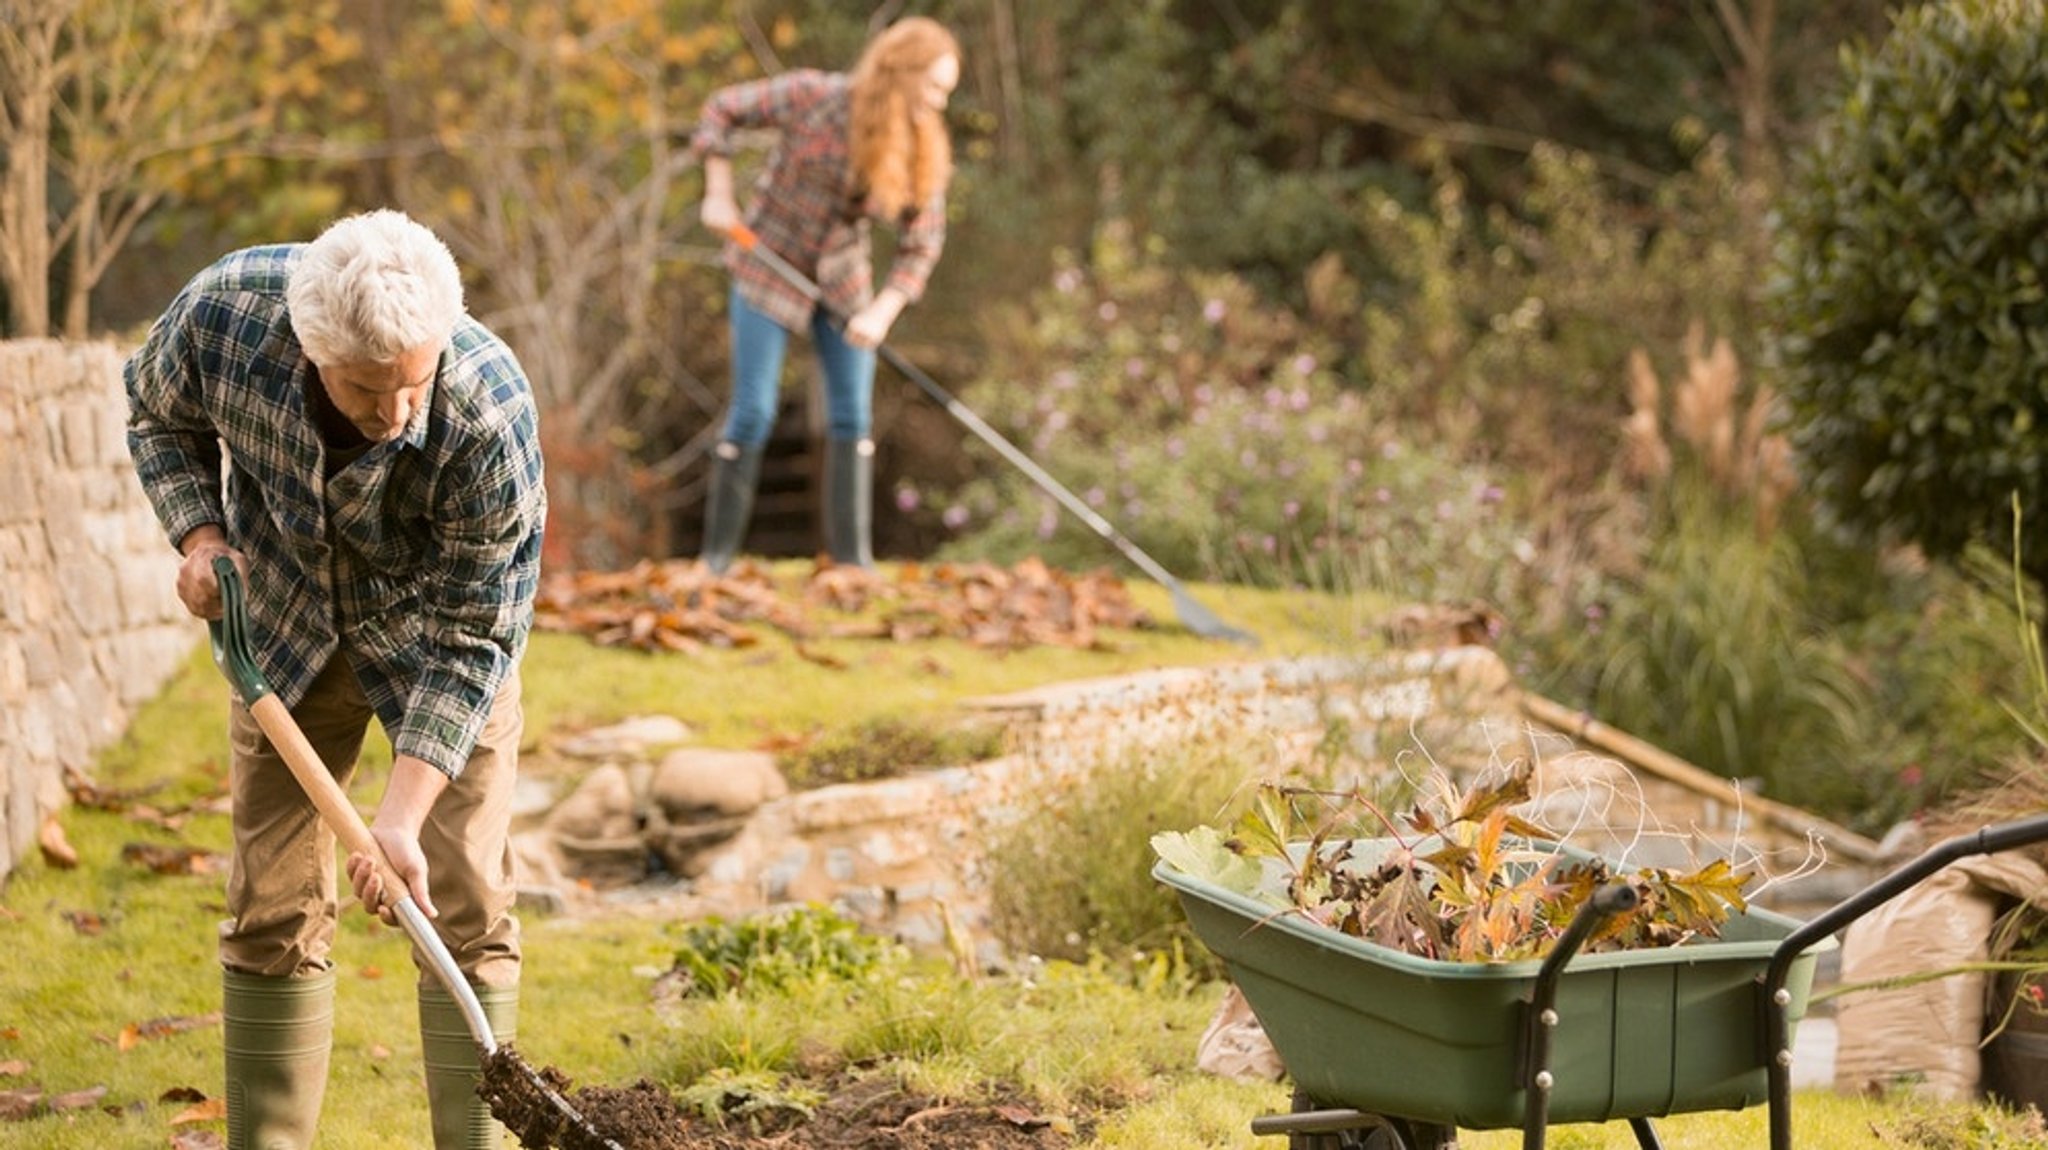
[206,556,498,1055]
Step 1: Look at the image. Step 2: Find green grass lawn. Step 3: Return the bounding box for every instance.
[1,568,2035,1148]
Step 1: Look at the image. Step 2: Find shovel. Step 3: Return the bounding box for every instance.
[205,556,624,1150]
[723,223,1258,646]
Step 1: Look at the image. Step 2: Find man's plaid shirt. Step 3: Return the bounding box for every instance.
[124,245,547,779]
[691,69,947,332]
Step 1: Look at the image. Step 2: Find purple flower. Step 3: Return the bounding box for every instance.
[1478,484,1504,505]
[1290,388,1310,412]
[1193,384,1215,405]
[1374,487,1392,504]
[1264,387,1284,408]
[1239,449,1259,469]
[1283,500,1301,520]
[1292,354,1317,376]
[943,504,970,529]
[1037,507,1059,540]
[1085,487,1106,507]
[1346,458,1365,478]
[1051,369,1077,390]
[1125,357,1146,379]
[896,486,921,512]
[1098,301,1119,323]
[1055,268,1083,294]
[1203,298,1226,324]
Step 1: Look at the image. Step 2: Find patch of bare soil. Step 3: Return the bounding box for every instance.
[486,1050,1077,1150]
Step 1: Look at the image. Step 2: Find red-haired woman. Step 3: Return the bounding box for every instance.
[690,17,960,572]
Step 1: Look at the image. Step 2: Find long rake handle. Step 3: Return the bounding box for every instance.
[723,224,1229,603]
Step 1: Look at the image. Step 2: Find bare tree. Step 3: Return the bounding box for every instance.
[0,0,67,338]
[0,0,253,338]
[413,5,728,566]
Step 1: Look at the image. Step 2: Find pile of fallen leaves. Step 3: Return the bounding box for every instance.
[534,558,1153,656]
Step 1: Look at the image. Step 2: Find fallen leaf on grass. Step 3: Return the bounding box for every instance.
[38,817,77,869]
[169,1097,226,1124]
[0,1087,41,1120]
[62,910,104,936]
[118,1013,222,1051]
[159,1086,206,1104]
[172,1131,225,1149]
[368,1043,392,1060]
[120,843,224,876]
[48,1085,107,1112]
[0,1061,25,1077]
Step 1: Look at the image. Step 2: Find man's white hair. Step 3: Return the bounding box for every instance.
[285,209,464,366]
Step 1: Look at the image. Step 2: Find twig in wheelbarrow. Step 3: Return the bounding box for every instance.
[483,1045,693,1149]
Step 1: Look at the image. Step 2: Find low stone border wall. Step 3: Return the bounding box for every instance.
[559,645,1894,952]
[1,340,197,885]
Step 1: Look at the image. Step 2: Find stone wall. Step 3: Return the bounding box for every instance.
[1,340,198,885]
[591,646,1893,955]
[598,646,1892,957]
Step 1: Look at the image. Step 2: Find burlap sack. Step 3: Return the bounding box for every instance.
[1195,984,1286,1082]
[1833,855,2048,1100]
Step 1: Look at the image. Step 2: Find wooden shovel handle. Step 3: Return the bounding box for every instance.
[246,694,409,912]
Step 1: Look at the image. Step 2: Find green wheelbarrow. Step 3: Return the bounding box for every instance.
[1157,818,2048,1150]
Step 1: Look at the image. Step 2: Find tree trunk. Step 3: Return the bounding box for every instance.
[0,10,58,339]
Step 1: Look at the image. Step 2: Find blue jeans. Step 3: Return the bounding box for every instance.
[721,286,876,445]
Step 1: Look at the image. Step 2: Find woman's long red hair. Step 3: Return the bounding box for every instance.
[848,17,957,222]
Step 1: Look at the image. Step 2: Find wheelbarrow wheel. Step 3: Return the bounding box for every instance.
[1285,1090,1455,1150]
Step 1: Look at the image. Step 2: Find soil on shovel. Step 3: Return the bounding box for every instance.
[484,1046,691,1150]
[483,1047,1077,1150]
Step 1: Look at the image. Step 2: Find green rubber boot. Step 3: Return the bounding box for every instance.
[419,984,517,1150]
[823,436,875,568]
[700,440,765,575]
[223,967,335,1150]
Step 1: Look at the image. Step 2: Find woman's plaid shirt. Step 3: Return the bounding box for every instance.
[691,69,947,332]
[124,245,547,779]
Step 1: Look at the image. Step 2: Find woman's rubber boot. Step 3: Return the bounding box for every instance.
[823,437,875,569]
[419,983,518,1150]
[223,967,335,1150]
[700,440,764,575]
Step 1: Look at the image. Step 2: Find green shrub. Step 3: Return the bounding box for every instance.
[777,715,1008,789]
[1569,479,1873,816]
[671,905,895,997]
[930,219,1518,593]
[980,736,1270,969]
[1772,0,2048,587]
[1356,139,1754,487]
